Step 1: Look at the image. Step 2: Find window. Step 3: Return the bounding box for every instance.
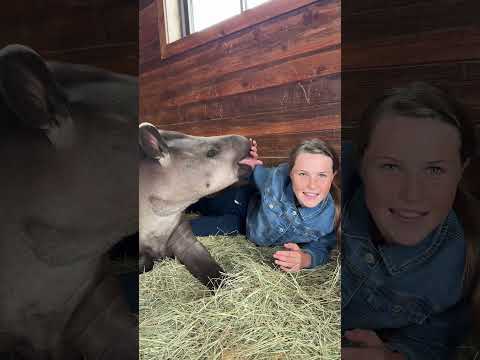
[158,0,318,59]
[183,0,271,35]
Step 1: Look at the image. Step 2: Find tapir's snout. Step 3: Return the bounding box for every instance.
[230,135,252,162]
[231,135,254,178]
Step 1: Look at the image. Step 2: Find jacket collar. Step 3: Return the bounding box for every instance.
[344,186,461,275]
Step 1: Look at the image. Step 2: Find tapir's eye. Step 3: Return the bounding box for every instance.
[206,148,219,158]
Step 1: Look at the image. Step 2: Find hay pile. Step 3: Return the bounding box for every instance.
[140,235,340,360]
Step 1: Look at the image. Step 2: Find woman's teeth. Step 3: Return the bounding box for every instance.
[303,192,319,199]
[389,208,428,220]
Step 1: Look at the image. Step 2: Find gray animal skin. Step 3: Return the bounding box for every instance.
[139,123,251,289]
[0,45,138,359]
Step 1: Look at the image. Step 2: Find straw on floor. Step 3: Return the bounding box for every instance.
[139,235,340,360]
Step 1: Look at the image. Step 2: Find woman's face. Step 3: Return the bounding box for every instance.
[290,152,336,208]
[360,114,465,246]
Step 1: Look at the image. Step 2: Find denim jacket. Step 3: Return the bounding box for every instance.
[246,164,336,268]
[341,143,468,360]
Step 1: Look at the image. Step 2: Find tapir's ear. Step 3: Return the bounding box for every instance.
[139,122,170,166]
[0,44,74,148]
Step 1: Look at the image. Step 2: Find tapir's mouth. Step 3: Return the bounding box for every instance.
[237,159,253,178]
[236,138,254,177]
[237,151,254,177]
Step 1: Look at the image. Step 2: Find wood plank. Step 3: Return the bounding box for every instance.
[155,0,168,59]
[0,0,137,75]
[159,0,331,59]
[342,0,479,69]
[44,44,138,75]
[141,73,340,125]
[343,0,476,43]
[141,1,339,79]
[141,47,340,107]
[342,61,480,127]
[99,0,138,43]
[1,0,137,52]
[251,129,341,158]
[155,113,340,137]
[343,26,480,70]
[140,2,160,64]
[343,0,436,15]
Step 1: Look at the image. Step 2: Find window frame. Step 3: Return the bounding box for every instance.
[156,0,319,59]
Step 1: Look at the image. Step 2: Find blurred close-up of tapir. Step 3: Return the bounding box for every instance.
[0,44,138,359]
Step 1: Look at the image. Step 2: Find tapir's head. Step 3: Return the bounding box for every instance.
[0,44,138,266]
[139,123,252,203]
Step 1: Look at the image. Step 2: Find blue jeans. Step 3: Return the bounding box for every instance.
[188,185,257,236]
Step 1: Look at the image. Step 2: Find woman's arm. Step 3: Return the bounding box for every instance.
[301,231,336,268]
[273,232,336,271]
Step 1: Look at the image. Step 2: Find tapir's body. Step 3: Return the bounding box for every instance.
[139,124,251,288]
[0,45,137,359]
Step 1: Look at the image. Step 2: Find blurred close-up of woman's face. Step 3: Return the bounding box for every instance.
[360,114,466,246]
[290,152,336,208]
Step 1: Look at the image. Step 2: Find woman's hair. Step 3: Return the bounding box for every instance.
[288,139,341,243]
[354,81,479,295]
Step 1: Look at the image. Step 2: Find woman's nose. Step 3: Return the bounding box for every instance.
[399,172,422,203]
[306,176,316,189]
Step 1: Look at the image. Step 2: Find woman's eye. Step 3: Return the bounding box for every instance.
[380,163,399,171]
[298,172,306,176]
[427,166,445,176]
[206,148,218,158]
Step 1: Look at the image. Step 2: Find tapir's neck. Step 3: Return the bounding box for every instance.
[148,195,192,217]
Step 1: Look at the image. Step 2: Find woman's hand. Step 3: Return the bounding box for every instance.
[342,329,406,360]
[238,138,263,169]
[273,243,311,272]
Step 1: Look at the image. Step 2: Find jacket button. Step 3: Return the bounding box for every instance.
[292,211,297,215]
[279,227,284,232]
[269,204,274,209]
[364,253,375,265]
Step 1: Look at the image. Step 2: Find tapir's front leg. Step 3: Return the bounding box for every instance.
[168,221,225,290]
[65,274,138,360]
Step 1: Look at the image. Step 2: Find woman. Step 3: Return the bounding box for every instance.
[188,138,340,271]
[341,82,480,360]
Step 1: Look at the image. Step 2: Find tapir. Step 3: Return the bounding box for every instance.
[0,45,138,359]
[139,123,252,289]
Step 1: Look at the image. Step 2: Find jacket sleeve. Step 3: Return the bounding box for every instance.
[249,165,272,191]
[383,298,471,360]
[301,231,336,267]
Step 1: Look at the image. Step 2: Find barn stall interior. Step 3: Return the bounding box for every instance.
[139,0,341,358]
[0,1,139,358]
[342,1,480,358]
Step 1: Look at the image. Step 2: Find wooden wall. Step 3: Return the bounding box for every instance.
[342,0,480,197]
[140,0,340,166]
[0,0,138,75]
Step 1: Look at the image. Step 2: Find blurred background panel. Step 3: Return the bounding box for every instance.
[342,0,480,199]
[0,0,138,75]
